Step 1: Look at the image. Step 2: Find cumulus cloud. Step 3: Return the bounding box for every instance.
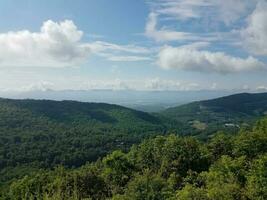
[0,20,91,67]
[157,45,265,74]
[0,20,151,67]
[241,0,267,56]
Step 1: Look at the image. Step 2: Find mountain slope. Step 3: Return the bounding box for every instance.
[4,117,267,200]
[161,93,267,135]
[0,98,161,127]
[2,93,267,188]
[0,98,165,186]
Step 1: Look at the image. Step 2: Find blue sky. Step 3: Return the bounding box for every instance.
[0,0,267,92]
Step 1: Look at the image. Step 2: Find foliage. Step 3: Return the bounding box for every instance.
[2,117,267,199]
[161,92,267,137]
[0,98,165,189]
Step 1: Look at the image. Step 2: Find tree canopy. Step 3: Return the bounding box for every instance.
[2,117,267,200]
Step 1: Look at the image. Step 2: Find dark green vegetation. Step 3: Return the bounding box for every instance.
[2,117,267,199]
[1,92,267,199]
[0,98,165,191]
[161,92,267,137]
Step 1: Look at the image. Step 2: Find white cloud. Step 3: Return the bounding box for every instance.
[144,10,231,43]
[242,84,250,90]
[216,0,251,26]
[20,81,54,92]
[159,1,210,19]
[256,85,267,91]
[88,41,150,54]
[157,45,265,74]
[211,83,217,90]
[107,55,152,62]
[87,41,152,62]
[72,78,203,91]
[145,78,200,91]
[145,12,198,42]
[241,0,267,56]
[81,79,135,90]
[145,78,181,90]
[149,0,255,25]
[0,20,151,67]
[146,0,258,43]
[0,20,91,67]
[177,41,210,50]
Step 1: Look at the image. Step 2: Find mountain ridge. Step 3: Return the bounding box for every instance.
[161,92,267,136]
[1,92,267,188]
[0,97,166,187]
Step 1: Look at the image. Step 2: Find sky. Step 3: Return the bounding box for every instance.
[0,0,267,92]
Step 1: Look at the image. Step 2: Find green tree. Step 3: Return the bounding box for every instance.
[207,132,233,161]
[203,156,246,200]
[176,184,207,200]
[233,129,267,158]
[122,172,172,200]
[102,150,134,194]
[246,154,267,200]
[160,135,209,178]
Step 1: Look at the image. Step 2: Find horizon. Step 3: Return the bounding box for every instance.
[1,89,266,112]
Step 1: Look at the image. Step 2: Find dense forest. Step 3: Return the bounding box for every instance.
[1,117,267,199]
[161,92,267,137]
[1,93,267,199]
[0,98,167,191]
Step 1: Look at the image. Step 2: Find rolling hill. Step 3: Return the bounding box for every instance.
[161,92,267,136]
[1,92,267,188]
[4,117,267,199]
[0,98,165,187]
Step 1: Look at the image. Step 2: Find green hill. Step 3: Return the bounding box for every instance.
[1,93,267,191]
[161,92,267,136]
[0,98,165,187]
[4,117,267,200]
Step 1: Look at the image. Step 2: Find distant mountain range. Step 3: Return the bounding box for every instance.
[0,89,235,112]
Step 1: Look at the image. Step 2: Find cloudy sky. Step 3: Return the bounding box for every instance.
[0,0,267,92]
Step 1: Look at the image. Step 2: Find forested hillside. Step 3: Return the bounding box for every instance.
[161,92,267,137]
[0,98,165,190]
[1,93,267,199]
[2,117,267,200]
